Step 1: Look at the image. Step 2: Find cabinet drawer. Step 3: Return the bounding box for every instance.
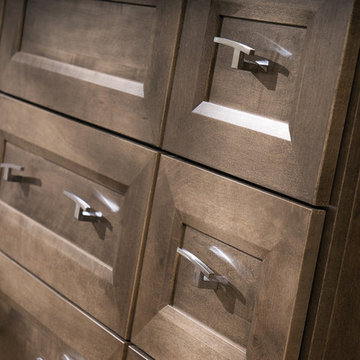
[0,252,125,360]
[163,0,358,205]
[0,0,182,145]
[132,156,325,360]
[0,95,158,337]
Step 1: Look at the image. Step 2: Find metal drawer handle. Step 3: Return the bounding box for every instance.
[214,36,269,72]
[0,163,24,182]
[177,247,219,290]
[63,190,103,221]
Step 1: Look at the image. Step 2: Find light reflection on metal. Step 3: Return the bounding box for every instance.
[93,188,120,213]
[209,246,237,270]
[177,247,219,290]
[209,246,255,281]
[255,33,293,58]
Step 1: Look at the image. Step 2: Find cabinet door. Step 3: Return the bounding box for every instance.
[0,0,182,145]
[0,94,157,338]
[132,156,325,360]
[163,0,359,205]
[0,252,125,360]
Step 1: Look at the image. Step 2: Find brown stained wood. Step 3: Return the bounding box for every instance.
[0,94,158,337]
[321,53,360,360]
[163,0,359,205]
[0,252,126,360]
[0,295,89,360]
[211,19,306,123]
[323,167,360,359]
[215,0,322,27]
[300,35,360,360]
[0,0,183,145]
[1,143,124,266]
[133,306,247,360]
[127,346,154,360]
[21,0,155,82]
[132,156,325,360]
[173,226,262,346]
[0,0,4,36]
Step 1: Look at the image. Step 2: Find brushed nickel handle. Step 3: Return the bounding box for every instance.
[0,163,24,181]
[63,190,103,221]
[177,247,219,290]
[214,36,269,72]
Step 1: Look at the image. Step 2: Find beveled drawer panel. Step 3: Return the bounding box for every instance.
[0,94,158,338]
[163,0,359,205]
[0,0,182,145]
[0,251,126,360]
[1,143,125,265]
[132,156,325,360]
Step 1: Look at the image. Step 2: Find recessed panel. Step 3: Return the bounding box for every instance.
[0,252,126,360]
[0,143,125,266]
[133,156,325,360]
[163,0,356,205]
[0,95,157,336]
[173,226,261,347]
[0,0,183,144]
[21,0,155,82]
[210,18,306,123]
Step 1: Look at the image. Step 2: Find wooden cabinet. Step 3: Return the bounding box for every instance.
[0,1,359,359]
[0,0,182,144]
[0,94,157,337]
[163,0,359,205]
[132,156,325,360]
[0,251,126,360]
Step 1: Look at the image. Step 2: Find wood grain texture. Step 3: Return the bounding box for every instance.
[132,155,325,360]
[300,35,360,360]
[0,94,158,337]
[0,0,183,145]
[21,0,155,81]
[1,143,124,266]
[174,226,261,346]
[0,251,126,360]
[163,0,359,205]
[210,18,306,123]
[323,164,360,359]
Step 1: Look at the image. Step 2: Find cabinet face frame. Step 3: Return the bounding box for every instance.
[0,251,126,360]
[163,0,359,205]
[132,156,325,360]
[0,94,158,338]
[0,0,182,145]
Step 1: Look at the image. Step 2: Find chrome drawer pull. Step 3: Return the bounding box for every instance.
[0,163,24,182]
[177,247,219,290]
[214,36,269,72]
[63,190,103,222]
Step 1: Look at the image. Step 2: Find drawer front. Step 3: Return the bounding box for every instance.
[163,0,358,205]
[132,156,325,360]
[0,95,158,337]
[0,251,125,360]
[0,0,182,145]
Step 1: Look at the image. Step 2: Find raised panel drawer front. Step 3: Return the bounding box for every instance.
[163,0,359,205]
[0,252,126,360]
[132,156,325,360]
[0,0,182,145]
[0,94,158,338]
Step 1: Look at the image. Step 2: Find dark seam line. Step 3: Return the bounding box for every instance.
[0,90,328,211]
[0,249,131,342]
